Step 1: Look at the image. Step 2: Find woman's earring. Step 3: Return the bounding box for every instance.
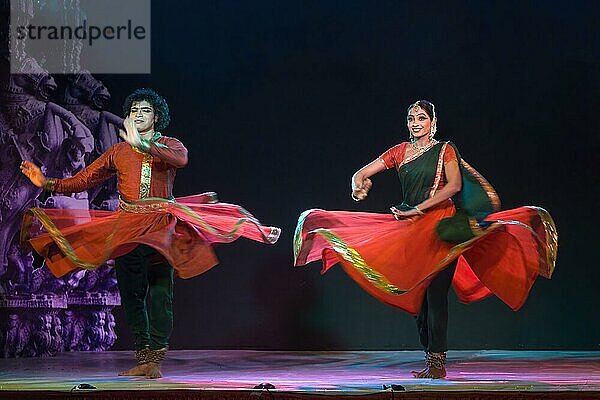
[430,124,437,139]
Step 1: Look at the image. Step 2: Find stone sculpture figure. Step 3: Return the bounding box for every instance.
[59,70,123,210]
[3,314,28,357]
[102,311,117,350]
[83,310,106,351]
[28,313,53,357]
[49,314,64,353]
[61,310,82,351]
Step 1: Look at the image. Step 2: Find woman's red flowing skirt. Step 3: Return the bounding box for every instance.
[293,199,557,315]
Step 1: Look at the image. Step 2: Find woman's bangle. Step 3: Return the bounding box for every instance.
[351,193,360,202]
[413,205,425,215]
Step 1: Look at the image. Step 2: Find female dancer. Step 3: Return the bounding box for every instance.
[20,88,280,378]
[294,100,557,379]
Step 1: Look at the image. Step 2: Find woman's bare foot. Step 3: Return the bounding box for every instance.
[144,362,162,379]
[411,365,446,379]
[118,363,152,376]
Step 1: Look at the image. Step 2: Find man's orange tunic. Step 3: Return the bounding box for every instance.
[22,134,280,278]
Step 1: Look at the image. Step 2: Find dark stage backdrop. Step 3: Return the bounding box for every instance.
[67,1,600,350]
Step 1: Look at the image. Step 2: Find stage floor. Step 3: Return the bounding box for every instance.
[0,350,599,399]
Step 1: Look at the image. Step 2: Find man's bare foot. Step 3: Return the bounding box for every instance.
[144,362,162,379]
[411,365,446,379]
[119,363,152,376]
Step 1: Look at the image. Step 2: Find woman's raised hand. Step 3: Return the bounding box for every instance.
[390,206,421,220]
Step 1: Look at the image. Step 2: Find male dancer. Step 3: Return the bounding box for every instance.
[21,88,280,378]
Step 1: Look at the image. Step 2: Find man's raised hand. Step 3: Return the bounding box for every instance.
[20,160,47,188]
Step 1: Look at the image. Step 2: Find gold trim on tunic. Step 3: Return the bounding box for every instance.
[139,153,153,199]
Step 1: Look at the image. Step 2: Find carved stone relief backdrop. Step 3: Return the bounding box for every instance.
[0,0,123,357]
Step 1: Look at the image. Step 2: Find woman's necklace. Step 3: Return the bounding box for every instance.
[411,138,439,152]
[399,138,440,168]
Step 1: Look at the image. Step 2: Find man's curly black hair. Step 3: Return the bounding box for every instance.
[123,88,171,132]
